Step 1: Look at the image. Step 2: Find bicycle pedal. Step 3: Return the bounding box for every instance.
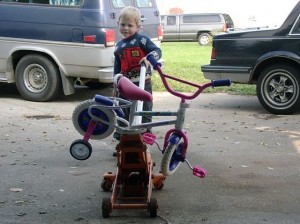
[142,133,156,145]
[192,165,207,178]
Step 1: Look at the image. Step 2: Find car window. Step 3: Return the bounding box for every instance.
[50,0,80,5]
[135,0,152,8]
[0,0,81,6]
[183,15,221,24]
[167,16,176,25]
[223,14,234,25]
[112,0,131,8]
[291,16,300,34]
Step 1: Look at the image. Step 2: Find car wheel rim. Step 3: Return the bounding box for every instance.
[200,36,209,45]
[23,64,48,93]
[262,70,299,109]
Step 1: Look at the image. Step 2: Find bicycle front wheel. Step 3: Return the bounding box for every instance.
[160,142,184,176]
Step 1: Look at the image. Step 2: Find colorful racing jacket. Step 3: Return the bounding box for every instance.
[114,32,162,82]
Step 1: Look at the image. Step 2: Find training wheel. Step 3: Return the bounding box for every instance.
[101,178,113,192]
[69,139,92,160]
[154,182,164,190]
[102,197,112,218]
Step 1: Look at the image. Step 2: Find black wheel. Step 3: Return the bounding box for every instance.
[72,99,115,140]
[198,33,210,46]
[70,139,92,160]
[102,197,112,218]
[101,178,113,191]
[160,142,184,176]
[257,64,300,115]
[148,197,158,218]
[15,54,61,102]
[154,182,164,190]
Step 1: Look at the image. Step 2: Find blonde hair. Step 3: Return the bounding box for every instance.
[119,6,141,26]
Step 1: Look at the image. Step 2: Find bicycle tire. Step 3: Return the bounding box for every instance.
[72,99,115,140]
[160,142,184,176]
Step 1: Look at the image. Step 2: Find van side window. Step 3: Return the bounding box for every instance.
[135,0,152,8]
[112,0,131,8]
[183,15,221,24]
[33,0,49,4]
[167,16,176,25]
[50,0,80,6]
[0,0,81,5]
[0,0,29,2]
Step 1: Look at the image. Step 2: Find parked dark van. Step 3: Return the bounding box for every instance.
[161,13,234,45]
[0,0,163,101]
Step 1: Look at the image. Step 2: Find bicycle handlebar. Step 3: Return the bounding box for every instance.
[146,54,231,100]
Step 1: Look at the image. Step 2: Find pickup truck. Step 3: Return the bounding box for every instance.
[161,13,234,46]
[201,1,300,114]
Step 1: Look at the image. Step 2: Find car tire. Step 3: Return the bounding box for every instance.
[257,64,300,115]
[198,33,210,46]
[15,54,61,102]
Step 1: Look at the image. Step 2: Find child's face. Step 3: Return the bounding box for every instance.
[118,17,140,38]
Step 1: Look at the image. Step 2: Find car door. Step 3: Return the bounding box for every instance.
[162,15,179,41]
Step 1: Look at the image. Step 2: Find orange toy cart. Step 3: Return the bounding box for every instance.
[101,134,165,218]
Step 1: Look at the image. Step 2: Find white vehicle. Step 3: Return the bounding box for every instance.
[0,0,163,101]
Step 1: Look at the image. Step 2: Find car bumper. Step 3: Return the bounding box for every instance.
[201,65,252,83]
[98,67,113,83]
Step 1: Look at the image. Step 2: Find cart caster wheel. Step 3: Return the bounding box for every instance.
[148,197,158,218]
[70,139,92,160]
[101,178,113,192]
[154,183,164,190]
[102,197,112,218]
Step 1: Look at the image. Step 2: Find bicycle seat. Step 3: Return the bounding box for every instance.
[117,77,153,102]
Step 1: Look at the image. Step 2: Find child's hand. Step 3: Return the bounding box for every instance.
[139,57,150,69]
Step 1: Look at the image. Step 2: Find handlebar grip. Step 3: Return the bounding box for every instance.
[146,54,161,70]
[212,79,231,87]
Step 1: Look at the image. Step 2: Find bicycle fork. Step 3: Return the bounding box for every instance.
[163,101,207,178]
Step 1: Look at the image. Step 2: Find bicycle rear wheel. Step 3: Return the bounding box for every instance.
[72,99,115,140]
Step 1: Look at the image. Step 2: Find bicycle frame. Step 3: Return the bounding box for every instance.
[87,55,230,159]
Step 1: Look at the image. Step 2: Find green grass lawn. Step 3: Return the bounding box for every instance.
[152,42,256,95]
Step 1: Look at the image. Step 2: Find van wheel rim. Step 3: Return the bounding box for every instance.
[23,64,48,93]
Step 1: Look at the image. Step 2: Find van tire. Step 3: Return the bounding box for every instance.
[198,33,210,46]
[15,54,61,102]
